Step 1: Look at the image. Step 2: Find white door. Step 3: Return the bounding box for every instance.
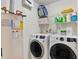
[1,26,12,59]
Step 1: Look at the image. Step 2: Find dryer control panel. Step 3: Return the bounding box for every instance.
[67,38,77,42]
[55,36,77,43]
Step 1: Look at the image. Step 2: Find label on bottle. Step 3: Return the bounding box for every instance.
[20,20,24,31]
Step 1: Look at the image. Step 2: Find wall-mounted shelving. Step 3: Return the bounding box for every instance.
[56,21,77,29]
[54,21,77,36]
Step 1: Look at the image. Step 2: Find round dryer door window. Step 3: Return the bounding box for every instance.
[30,40,44,58]
[50,43,76,59]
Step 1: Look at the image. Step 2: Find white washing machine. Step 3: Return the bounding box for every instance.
[49,35,77,59]
[30,34,50,59]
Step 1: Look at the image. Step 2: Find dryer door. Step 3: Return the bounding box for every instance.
[30,40,44,58]
[50,43,76,59]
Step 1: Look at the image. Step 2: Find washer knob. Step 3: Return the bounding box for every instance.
[36,35,38,38]
[60,37,64,41]
[73,38,77,42]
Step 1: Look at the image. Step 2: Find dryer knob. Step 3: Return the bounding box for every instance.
[60,37,64,41]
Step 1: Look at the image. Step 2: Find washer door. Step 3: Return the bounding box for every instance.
[50,43,76,59]
[30,40,44,58]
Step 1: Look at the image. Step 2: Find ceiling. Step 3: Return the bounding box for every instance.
[34,0,60,5]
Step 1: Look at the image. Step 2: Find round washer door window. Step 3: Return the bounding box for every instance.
[30,40,43,58]
[50,43,76,59]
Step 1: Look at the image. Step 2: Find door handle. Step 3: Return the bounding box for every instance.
[1,48,2,56]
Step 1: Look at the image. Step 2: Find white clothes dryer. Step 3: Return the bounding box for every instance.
[49,35,77,59]
[30,34,50,59]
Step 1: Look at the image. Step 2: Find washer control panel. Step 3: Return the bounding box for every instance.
[32,34,49,40]
[40,36,45,39]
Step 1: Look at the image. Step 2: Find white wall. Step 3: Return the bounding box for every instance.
[47,0,77,17]
[1,0,10,10]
